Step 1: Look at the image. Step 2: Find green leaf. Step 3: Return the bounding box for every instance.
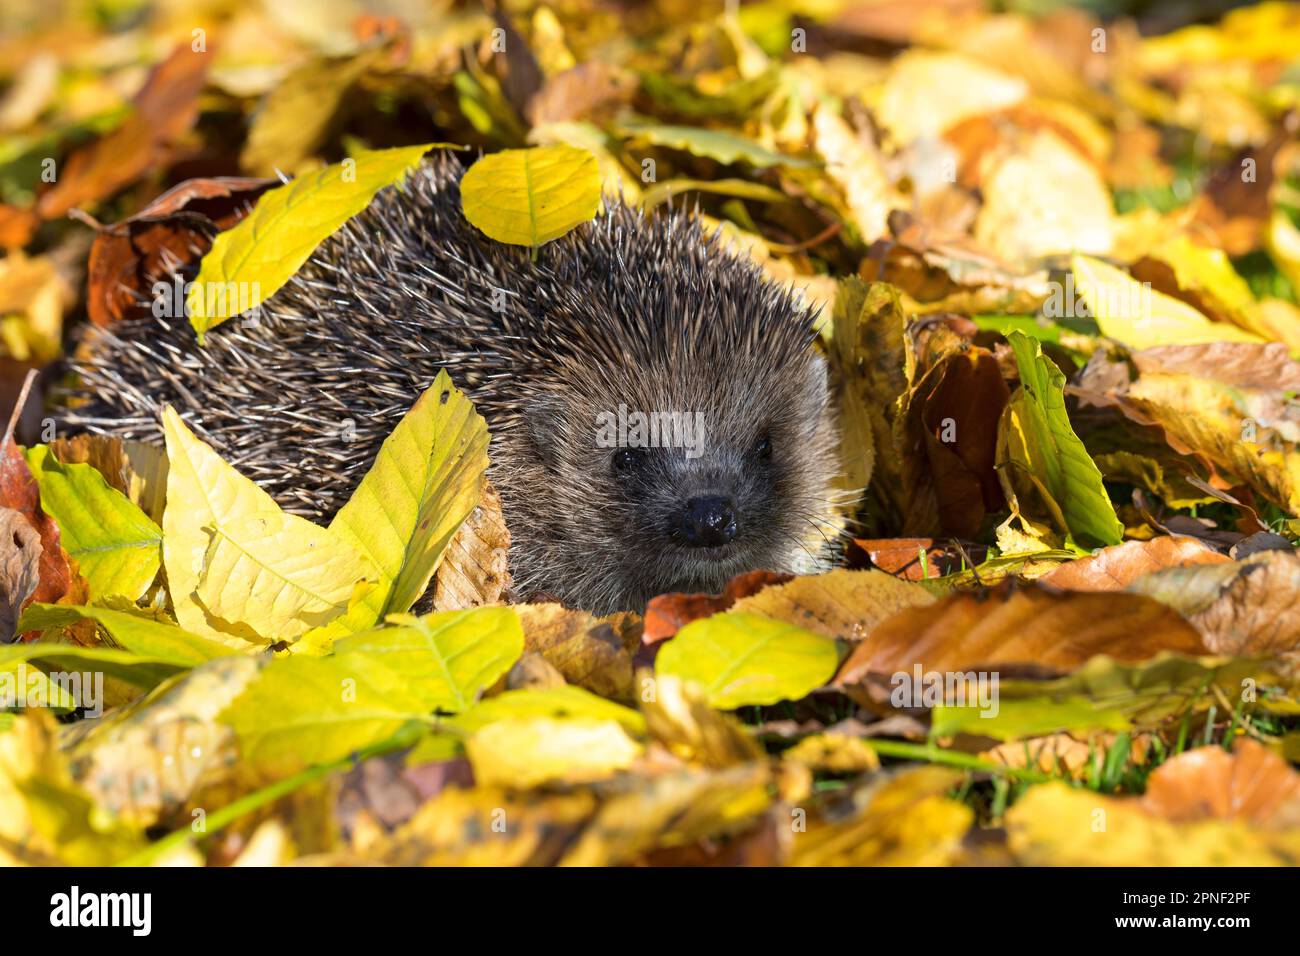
[23,446,161,602]
[1002,331,1124,547]
[460,144,603,246]
[217,653,429,779]
[0,640,185,692]
[187,143,451,340]
[1071,253,1263,351]
[17,603,234,668]
[303,371,489,646]
[655,611,839,709]
[333,607,524,713]
[617,120,816,169]
[930,654,1275,740]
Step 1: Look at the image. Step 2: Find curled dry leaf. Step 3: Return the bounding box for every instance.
[1128,550,1300,659]
[1040,535,1229,591]
[0,435,77,625]
[514,602,636,701]
[897,345,1009,538]
[642,569,792,645]
[0,506,42,643]
[836,583,1207,693]
[430,478,512,611]
[1140,739,1300,828]
[83,176,275,328]
[727,568,934,643]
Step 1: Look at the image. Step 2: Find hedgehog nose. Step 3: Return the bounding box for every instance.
[681,496,738,547]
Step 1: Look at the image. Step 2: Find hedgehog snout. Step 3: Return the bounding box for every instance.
[678,495,738,548]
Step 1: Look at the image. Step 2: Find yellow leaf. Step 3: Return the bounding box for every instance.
[162,406,378,645]
[460,144,602,246]
[187,143,451,340]
[1072,253,1264,350]
[1006,781,1300,866]
[299,371,489,648]
[464,717,642,789]
[655,612,840,709]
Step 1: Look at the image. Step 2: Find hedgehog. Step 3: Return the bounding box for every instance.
[60,152,843,615]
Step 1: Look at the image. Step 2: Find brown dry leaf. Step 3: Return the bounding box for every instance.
[526,61,636,126]
[1041,536,1229,591]
[728,568,934,644]
[430,478,511,610]
[1128,550,1300,658]
[641,569,789,645]
[48,433,168,525]
[504,651,567,691]
[859,233,1052,317]
[790,766,971,866]
[836,583,1207,691]
[367,784,597,866]
[0,506,42,643]
[897,345,1009,537]
[1082,342,1300,514]
[849,537,992,581]
[0,434,76,621]
[37,44,211,219]
[82,176,274,328]
[641,672,762,769]
[559,763,773,866]
[1141,739,1300,827]
[514,603,635,701]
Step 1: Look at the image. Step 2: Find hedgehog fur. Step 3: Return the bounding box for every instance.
[62,153,843,614]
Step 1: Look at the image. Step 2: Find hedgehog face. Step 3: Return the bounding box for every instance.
[510,350,839,613]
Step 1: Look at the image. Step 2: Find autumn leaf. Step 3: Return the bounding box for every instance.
[1040,536,1229,591]
[163,406,379,644]
[24,445,162,603]
[836,582,1206,691]
[459,143,603,246]
[656,612,840,709]
[187,143,450,338]
[999,330,1124,547]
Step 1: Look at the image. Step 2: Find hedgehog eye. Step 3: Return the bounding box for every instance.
[754,434,773,460]
[612,447,645,472]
